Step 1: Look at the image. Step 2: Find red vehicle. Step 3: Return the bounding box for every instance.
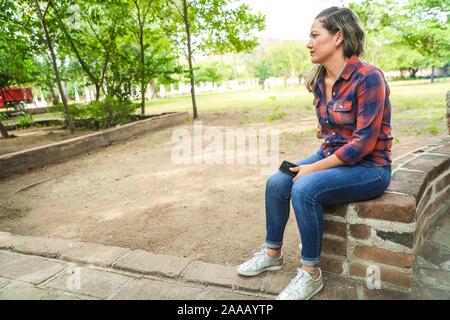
[0,87,33,110]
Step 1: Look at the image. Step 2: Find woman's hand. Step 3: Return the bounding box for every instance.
[289,164,318,183]
[316,124,323,139]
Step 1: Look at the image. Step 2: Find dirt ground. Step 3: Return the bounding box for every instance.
[0,126,96,156]
[0,110,447,273]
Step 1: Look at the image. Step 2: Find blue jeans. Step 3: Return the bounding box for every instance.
[265,148,391,267]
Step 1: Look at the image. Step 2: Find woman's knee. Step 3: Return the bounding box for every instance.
[266,172,291,199]
[291,178,316,203]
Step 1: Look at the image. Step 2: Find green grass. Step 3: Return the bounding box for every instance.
[2,111,62,126]
[143,77,449,135]
[387,77,449,135]
[281,128,318,143]
[143,77,449,113]
[3,77,448,136]
[266,106,288,124]
[144,86,315,115]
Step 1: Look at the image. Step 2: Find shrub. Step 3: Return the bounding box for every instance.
[85,97,138,128]
[266,106,287,124]
[427,124,439,135]
[17,113,33,128]
[57,97,138,129]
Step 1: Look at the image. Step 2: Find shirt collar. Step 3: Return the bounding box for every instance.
[339,54,360,80]
[314,55,360,97]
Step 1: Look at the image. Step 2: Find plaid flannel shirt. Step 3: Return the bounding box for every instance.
[314,55,393,166]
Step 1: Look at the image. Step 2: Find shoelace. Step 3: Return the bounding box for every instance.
[241,246,268,269]
[250,245,266,258]
[284,268,306,295]
[252,247,268,263]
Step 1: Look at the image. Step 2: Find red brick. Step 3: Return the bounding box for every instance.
[353,245,414,268]
[320,255,344,274]
[324,220,347,238]
[349,224,371,240]
[354,193,416,223]
[322,238,346,256]
[349,263,413,288]
[323,204,347,217]
[349,262,369,277]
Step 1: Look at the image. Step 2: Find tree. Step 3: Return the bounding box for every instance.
[397,0,450,82]
[196,61,233,85]
[128,0,180,114]
[53,0,122,101]
[349,0,449,81]
[0,72,12,138]
[167,0,265,119]
[0,0,43,138]
[266,42,312,86]
[130,0,159,114]
[254,60,272,89]
[32,0,75,133]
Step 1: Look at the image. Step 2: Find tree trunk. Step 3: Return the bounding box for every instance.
[53,3,101,99]
[139,26,146,115]
[95,83,101,101]
[183,0,198,120]
[431,66,435,83]
[409,68,418,79]
[99,52,110,100]
[0,121,9,139]
[49,85,58,106]
[35,0,75,134]
[132,0,147,115]
[0,90,10,138]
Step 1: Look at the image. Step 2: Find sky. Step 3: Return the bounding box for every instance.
[241,0,347,41]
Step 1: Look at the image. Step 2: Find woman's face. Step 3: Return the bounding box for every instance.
[307,19,341,64]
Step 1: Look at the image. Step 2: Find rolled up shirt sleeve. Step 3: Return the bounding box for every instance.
[334,69,386,165]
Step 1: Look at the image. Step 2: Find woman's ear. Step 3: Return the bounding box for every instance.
[335,31,344,47]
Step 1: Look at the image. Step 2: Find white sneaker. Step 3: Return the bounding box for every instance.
[276,267,323,300]
[237,247,283,276]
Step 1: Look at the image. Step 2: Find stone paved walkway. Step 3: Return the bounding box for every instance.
[0,229,449,300]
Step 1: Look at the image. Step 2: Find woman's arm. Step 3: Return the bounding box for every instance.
[333,69,386,165]
[290,154,345,182]
[291,69,387,182]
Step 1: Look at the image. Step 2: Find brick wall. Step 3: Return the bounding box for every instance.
[320,136,450,291]
[0,112,189,180]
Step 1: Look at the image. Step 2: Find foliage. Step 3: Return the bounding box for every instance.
[348,0,449,74]
[196,61,235,84]
[84,97,138,128]
[17,113,34,128]
[0,113,9,121]
[57,97,138,129]
[266,106,287,123]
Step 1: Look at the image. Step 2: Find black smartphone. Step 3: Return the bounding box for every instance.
[279,160,298,177]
